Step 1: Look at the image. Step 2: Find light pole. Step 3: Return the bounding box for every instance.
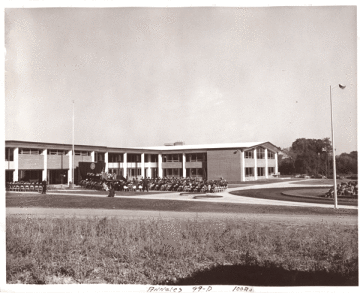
[330,84,346,209]
[71,100,75,189]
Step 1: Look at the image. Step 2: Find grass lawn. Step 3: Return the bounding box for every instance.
[230,188,358,206]
[6,192,357,216]
[6,216,358,285]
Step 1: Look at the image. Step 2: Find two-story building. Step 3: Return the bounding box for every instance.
[5,140,280,184]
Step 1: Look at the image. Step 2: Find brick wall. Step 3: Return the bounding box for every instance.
[207,150,241,181]
[162,162,182,169]
[18,154,44,170]
[47,155,69,169]
[74,156,92,168]
[185,162,203,168]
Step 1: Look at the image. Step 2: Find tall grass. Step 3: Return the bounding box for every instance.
[6,216,358,284]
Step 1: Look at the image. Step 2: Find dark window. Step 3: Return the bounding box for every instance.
[47,149,67,155]
[5,148,14,161]
[108,153,123,162]
[257,148,265,159]
[185,153,206,162]
[245,167,254,177]
[257,167,265,176]
[127,154,141,162]
[19,148,41,155]
[245,151,253,159]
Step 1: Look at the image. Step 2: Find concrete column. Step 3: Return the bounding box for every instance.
[182,153,186,178]
[68,150,73,184]
[265,149,269,178]
[147,154,151,178]
[240,150,245,182]
[141,153,145,178]
[275,153,278,174]
[123,153,127,178]
[42,149,47,180]
[158,154,163,177]
[13,147,19,182]
[254,148,258,180]
[105,152,109,173]
[91,151,95,162]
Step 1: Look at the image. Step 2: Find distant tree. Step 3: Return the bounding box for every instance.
[279,138,334,176]
[336,151,358,174]
[290,138,332,175]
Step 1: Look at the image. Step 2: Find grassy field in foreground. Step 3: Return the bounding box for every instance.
[6,193,358,216]
[6,216,358,285]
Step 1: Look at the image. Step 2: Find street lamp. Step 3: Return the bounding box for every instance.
[330,84,346,209]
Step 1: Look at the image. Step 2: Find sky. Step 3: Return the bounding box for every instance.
[4,4,357,154]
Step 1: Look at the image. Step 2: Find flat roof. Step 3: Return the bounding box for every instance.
[129,142,267,151]
[5,140,280,153]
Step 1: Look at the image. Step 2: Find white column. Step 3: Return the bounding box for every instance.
[42,149,47,180]
[147,154,151,178]
[275,153,278,174]
[240,150,245,182]
[68,150,73,185]
[141,153,145,178]
[105,152,109,173]
[158,154,163,177]
[265,149,268,178]
[13,147,19,182]
[182,153,186,178]
[123,153,127,178]
[254,149,258,180]
[91,151,95,162]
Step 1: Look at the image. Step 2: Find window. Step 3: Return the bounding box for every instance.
[163,154,182,162]
[47,149,67,155]
[5,148,13,161]
[19,148,41,155]
[127,168,141,177]
[245,151,253,159]
[163,168,182,177]
[149,154,158,162]
[245,167,254,177]
[257,167,265,176]
[268,151,275,159]
[257,148,265,159]
[95,152,105,162]
[75,151,91,156]
[127,154,141,162]
[268,167,275,175]
[185,153,206,162]
[186,168,204,178]
[109,153,123,163]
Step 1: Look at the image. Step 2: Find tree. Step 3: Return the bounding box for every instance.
[336,151,358,174]
[290,138,332,175]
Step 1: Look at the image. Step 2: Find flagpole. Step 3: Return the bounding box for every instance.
[72,100,75,189]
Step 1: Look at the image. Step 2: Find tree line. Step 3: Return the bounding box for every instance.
[278,138,357,176]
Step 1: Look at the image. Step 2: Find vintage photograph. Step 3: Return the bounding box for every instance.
[3,2,358,292]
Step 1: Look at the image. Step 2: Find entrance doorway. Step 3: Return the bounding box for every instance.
[48,169,68,184]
